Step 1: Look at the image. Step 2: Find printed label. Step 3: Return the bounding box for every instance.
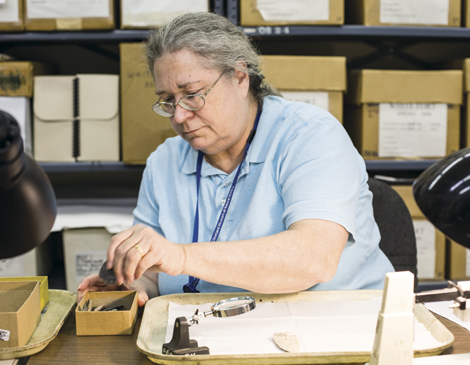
[281,91,329,112]
[75,251,106,284]
[27,0,110,19]
[380,0,449,25]
[414,220,436,279]
[257,0,329,22]
[0,329,10,342]
[0,0,19,22]
[378,103,447,158]
[0,257,24,277]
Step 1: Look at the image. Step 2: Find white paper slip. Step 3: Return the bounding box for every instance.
[166,298,444,355]
[378,103,447,158]
[380,0,449,25]
[257,0,329,22]
[281,91,329,112]
[27,0,110,19]
[0,0,19,23]
[414,220,437,280]
[466,250,470,277]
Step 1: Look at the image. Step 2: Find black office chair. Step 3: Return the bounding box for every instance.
[368,178,418,290]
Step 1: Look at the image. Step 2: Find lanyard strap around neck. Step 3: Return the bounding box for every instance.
[183,105,262,293]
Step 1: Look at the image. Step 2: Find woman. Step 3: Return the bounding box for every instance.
[77,12,394,306]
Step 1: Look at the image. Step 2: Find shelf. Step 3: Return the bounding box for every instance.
[3,25,470,44]
[37,160,438,174]
[240,25,470,40]
[0,29,151,44]
[39,162,145,173]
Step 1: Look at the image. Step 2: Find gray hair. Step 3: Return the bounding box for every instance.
[144,12,279,102]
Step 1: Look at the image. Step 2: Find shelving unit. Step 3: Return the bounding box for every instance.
[2,1,466,290]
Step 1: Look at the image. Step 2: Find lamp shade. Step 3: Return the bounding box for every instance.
[0,110,57,259]
[413,147,470,248]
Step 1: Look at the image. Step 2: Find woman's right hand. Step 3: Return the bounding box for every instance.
[76,273,120,305]
[76,273,150,307]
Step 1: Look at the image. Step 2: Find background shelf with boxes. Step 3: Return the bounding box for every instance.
[2,0,470,291]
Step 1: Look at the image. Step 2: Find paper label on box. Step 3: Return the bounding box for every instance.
[27,0,110,19]
[281,91,329,111]
[122,0,208,27]
[0,257,24,277]
[0,329,10,342]
[378,103,447,158]
[75,251,106,283]
[380,0,449,25]
[257,0,329,21]
[0,0,19,22]
[414,220,436,279]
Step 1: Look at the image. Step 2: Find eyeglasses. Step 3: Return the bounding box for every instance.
[152,73,224,117]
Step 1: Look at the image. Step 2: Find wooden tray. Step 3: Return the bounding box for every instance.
[136,290,454,365]
[0,290,76,360]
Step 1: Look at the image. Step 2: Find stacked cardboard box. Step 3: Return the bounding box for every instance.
[260,56,347,123]
[345,69,462,160]
[346,0,460,27]
[391,185,445,281]
[462,59,470,148]
[120,0,209,29]
[62,228,112,291]
[24,0,115,31]
[240,0,344,26]
[464,0,470,27]
[33,74,120,162]
[120,43,177,165]
[448,241,470,280]
[0,0,23,31]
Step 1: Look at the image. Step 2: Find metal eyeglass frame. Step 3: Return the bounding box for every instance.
[152,72,224,117]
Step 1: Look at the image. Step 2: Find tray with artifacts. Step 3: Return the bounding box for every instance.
[136,290,454,365]
[0,290,76,360]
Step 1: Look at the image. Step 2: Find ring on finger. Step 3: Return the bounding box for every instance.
[134,244,145,259]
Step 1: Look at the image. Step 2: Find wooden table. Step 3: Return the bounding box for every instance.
[24,308,470,365]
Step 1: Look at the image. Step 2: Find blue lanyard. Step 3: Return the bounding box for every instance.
[183,105,262,293]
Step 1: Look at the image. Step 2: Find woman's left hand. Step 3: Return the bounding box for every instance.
[106,224,186,286]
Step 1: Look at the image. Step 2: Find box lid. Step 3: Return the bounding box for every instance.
[260,56,347,91]
[347,69,463,105]
[33,74,119,121]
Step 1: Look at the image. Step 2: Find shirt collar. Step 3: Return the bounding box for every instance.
[181,97,277,176]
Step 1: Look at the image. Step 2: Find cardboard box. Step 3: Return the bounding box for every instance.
[62,227,112,291]
[391,185,445,281]
[120,0,209,29]
[464,0,470,27]
[240,0,344,26]
[448,240,470,280]
[0,0,23,31]
[33,74,120,162]
[345,0,460,27]
[24,0,115,31]
[0,281,41,348]
[462,59,470,148]
[120,43,177,165]
[0,277,49,311]
[260,55,346,123]
[0,62,50,98]
[0,238,54,279]
[344,69,462,159]
[0,96,32,156]
[76,291,138,336]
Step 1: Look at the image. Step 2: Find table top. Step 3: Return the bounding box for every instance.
[24,306,470,365]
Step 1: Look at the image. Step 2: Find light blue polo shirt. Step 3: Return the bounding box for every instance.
[134,96,394,295]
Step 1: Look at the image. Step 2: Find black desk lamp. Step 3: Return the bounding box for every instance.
[413,146,470,248]
[0,110,57,259]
